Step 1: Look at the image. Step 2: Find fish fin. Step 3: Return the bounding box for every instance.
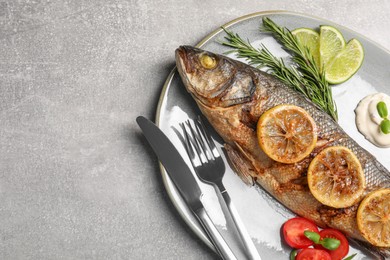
[224,143,256,186]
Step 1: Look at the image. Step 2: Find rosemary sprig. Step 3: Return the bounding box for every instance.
[220,17,338,121]
[262,18,337,120]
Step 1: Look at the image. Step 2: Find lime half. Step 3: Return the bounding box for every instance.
[319,25,346,72]
[292,28,320,67]
[324,39,364,84]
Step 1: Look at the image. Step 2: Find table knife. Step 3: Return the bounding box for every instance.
[136,116,237,260]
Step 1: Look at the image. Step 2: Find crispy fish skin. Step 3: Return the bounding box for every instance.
[175,46,390,250]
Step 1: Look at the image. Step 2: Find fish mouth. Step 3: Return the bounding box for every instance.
[175,47,184,75]
[175,46,195,92]
[175,46,186,61]
[175,46,191,74]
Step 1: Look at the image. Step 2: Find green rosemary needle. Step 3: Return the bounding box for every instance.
[220,17,338,121]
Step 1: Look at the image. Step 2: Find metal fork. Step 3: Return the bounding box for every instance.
[180,117,261,260]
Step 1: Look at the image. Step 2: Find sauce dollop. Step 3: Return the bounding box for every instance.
[355,93,390,147]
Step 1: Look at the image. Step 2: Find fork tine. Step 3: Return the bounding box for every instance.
[180,122,196,162]
[181,120,207,166]
[192,119,214,161]
[186,120,208,163]
[196,116,220,159]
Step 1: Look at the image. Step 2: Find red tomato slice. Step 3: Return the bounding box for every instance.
[296,248,332,260]
[314,229,349,260]
[283,217,319,248]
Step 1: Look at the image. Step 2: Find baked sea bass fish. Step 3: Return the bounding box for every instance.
[175,46,390,256]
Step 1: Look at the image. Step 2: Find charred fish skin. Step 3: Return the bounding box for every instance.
[175,46,390,254]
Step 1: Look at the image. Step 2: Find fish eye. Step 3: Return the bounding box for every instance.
[200,53,217,69]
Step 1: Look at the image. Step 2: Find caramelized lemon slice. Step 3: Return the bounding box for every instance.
[357,189,390,247]
[307,146,365,208]
[257,104,317,164]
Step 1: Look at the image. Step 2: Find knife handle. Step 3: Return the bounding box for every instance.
[194,207,237,260]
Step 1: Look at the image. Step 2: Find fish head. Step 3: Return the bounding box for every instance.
[176,45,250,107]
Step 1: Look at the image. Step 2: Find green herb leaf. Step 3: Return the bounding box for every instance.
[377,101,388,118]
[304,230,320,244]
[380,119,390,134]
[320,237,340,250]
[290,249,298,260]
[343,253,357,260]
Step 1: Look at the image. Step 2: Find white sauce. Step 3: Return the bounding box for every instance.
[355,93,390,147]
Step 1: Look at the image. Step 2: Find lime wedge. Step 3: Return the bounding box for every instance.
[324,38,364,84]
[292,28,320,67]
[319,25,346,72]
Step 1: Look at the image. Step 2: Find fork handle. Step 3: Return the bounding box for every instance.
[194,206,238,260]
[217,184,262,260]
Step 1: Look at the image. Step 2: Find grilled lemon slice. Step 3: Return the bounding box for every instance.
[357,189,390,247]
[307,146,365,208]
[257,104,317,164]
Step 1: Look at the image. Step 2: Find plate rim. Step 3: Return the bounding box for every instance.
[154,10,390,252]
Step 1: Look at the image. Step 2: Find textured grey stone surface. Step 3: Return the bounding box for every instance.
[0,0,389,259]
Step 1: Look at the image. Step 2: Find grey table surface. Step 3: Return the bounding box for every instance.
[1,0,390,259]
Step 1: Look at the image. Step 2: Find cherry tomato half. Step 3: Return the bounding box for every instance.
[314,229,349,260]
[283,217,319,248]
[296,248,332,260]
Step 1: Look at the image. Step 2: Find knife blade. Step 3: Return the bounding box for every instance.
[136,116,237,260]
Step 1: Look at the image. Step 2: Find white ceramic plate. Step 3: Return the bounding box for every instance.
[156,11,390,259]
